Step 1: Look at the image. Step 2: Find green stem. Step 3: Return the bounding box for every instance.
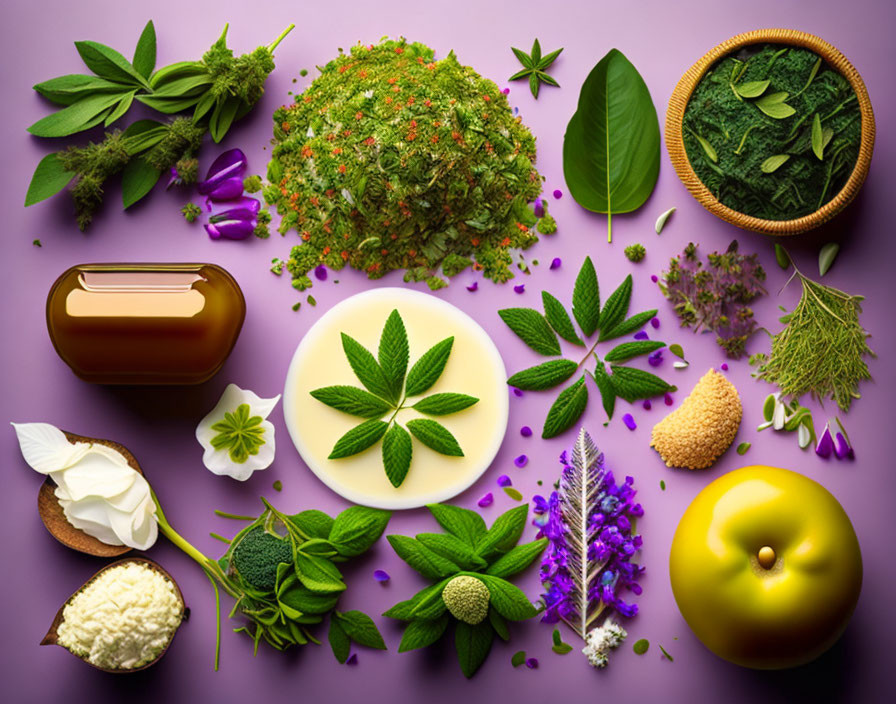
[607,212,612,243]
[269,24,295,54]
[202,567,222,671]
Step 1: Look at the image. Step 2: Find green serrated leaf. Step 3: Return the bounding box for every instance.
[294,552,346,593]
[328,419,389,459]
[412,393,479,415]
[542,291,584,346]
[456,620,494,678]
[590,363,617,420]
[24,154,74,207]
[426,504,487,547]
[507,359,578,391]
[498,308,561,356]
[417,533,487,570]
[489,608,510,641]
[406,419,464,457]
[398,615,449,652]
[542,376,588,438]
[476,505,529,560]
[405,337,454,396]
[132,20,157,78]
[478,575,536,621]
[485,538,547,578]
[329,506,391,557]
[598,275,633,338]
[609,365,675,402]
[378,309,409,404]
[383,580,447,621]
[287,510,334,540]
[572,256,600,337]
[121,156,161,209]
[328,618,351,663]
[382,423,413,488]
[340,333,393,401]
[602,309,658,341]
[387,535,460,580]
[604,340,665,362]
[334,610,387,650]
[310,385,392,418]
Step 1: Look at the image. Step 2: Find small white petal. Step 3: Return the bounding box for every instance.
[11,422,89,474]
[772,401,786,430]
[798,423,812,449]
[55,448,136,501]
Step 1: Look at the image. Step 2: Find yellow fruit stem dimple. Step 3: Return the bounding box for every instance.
[757,545,776,569]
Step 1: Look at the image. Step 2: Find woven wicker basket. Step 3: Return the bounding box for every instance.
[666,29,875,236]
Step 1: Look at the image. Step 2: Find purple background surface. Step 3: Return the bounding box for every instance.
[2,1,894,702]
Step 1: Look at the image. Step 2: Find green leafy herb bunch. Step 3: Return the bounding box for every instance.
[500,256,676,437]
[384,503,547,678]
[269,38,548,293]
[25,20,294,229]
[311,309,479,488]
[151,492,389,669]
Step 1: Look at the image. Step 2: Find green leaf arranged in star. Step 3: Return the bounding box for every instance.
[311,309,478,488]
[509,38,563,99]
[210,403,266,463]
[500,257,676,438]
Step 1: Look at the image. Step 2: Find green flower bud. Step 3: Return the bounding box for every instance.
[442,575,490,625]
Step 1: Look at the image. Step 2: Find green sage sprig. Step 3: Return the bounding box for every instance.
[509,39,563,98]
[500,257,676,437]
[311,310,479,487]
[384,504,547,678]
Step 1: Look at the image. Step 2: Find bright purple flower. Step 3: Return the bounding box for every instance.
[520,426,533,437]
[345,653,358,665]
[525,658,539,669]
[664,392,674,406]
[622,414,636,430]
[514,284,526,294]
[514,454,529,468]
[552,189,562,199]
[478,492,494,507]
[721,363,729,371]
[648,350,663,367]
[373,569,390,583]
[816,423,834,458]
[532,495,549,514]
[550,257,562,270]
[314,265,328,281]
[467,281,478,292]
[650,317,660,329]
[497,475,512,487]
[642,399,652,410]
[533,197,545,217]
[198,149,247,195]
[634,331,649,341]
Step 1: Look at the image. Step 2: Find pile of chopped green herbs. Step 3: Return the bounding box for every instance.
[267,39,548,292]
[683,44,861,220]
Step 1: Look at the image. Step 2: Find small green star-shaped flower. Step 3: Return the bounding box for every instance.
[509,39,563,99]
[210,403,266,463]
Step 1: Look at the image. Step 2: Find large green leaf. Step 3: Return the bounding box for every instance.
[563,49,660,242]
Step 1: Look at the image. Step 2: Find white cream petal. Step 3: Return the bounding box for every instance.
[103,473,152,514]
[58,449,137,501]
[11,422,89,474]
[63,498,125,546]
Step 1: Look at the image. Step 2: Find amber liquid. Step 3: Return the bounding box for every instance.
[47,264,245,385]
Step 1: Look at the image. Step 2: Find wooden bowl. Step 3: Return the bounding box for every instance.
[37,432,144,557]
[41,557,186,673]
[665,28,875,235]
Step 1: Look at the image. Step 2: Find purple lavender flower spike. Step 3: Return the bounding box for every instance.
[198,148,247,195]
[816,423,835,458]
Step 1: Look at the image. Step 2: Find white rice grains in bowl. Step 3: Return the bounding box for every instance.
[57,562,183,670]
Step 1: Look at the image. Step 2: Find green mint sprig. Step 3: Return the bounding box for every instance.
[500,257,676,438]
[384,504,547,678]
[509,39,563,99]
[311,310,479,487]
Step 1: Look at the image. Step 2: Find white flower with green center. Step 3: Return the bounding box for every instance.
[196,384,280,481]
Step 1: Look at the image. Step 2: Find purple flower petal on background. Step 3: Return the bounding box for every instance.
[552,189,562,199]
[373,569,390,583]
[502,87,510,95]
[520,426,532,437]
[642,399,651,410]
[834,433,854,460]
[550,257,562,270]
[816,423,834,458]
[466,281,478,292]
[720,363,729,371]
[514,284,526,294]
[651,274,659,283]
[650,317,660,329]
[314,265,328,281]
[622,414,637,431]
[204,176,246,202]
[513,106,519,115]
[198,148,247,194]
[634,331,649,341]
[648,350,663,367]
[497,475,512,487]
[533,197,545,217]
[525,657,539,669]
[512,388,523,397]
[478,492,494,507]
[345,653,358,665]
[208,196,261,218]
[664,392,674,406]
[514,454,528,468]
[205,219,255,241]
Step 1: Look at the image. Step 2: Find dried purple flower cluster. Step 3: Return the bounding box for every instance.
[533,439,644,632]
[658,240,766,359]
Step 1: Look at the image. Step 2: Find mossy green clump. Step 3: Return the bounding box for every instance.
[624,243,646,262]
[269,39,544,291]
[683,44,861,220]
[230,526,293,591]
[441,575,490,624]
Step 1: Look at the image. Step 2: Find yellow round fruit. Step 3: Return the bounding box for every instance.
[669,465,862,669]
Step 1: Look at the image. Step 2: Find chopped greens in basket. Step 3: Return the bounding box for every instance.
[500,257,676,438]
[268,38,549,293]
[683,44,861,220]
[311,309,479,487]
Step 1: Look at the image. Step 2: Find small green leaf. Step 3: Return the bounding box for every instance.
[609,365,675,402]
[132,20,157,78]
[210,96,240,143]
[511,46,533,69]
[328,618,350,663]
[552,643,573,654]
[660,480,666,490]
[507,359,578,391]
[659,644,674,661]
[538,47,563,70]
[378,309,409,404]
[542,376,588,439]
[398,615,449,652]
[329,506,391,557]
[530,39,542,65]
[416,533,487,570]
[755,92,795,119]
[498,308,561,356]
[529,72,540,99]
[27,92,123,137]
[774,243,791,270]
[104,90,137,126]
[328,419,389,459]
[456,621,494,678]
[121,156,162,209]
[24,154,74,207]
[121,119,166,154]
[382,423,413,487]
[32,74,125,105]
[511,650,527,667]
[310,385,392,418]
[476,505,529,560]
[485,538,547,578]
[552,628,562,646]
[572,256,600,337]
[598,275,633,339]
[590,364,616,419]
[691,132,718,163]
[489,608,509,641]
[387,535,460,580]
[341,333,393,402]
[426,504,487,547]
[412,393,479,415]
[669,344,685,359]
[761,154,790,173]
[405,337,454,396]
[633,638,650,655]
[542,291,584,346]
[818,242,840,277]
[504,487,523,501]
[795,57,821,96]
[736,442,751,455]
[288,510,334,540]
[602,309,658,341]
[811,113,824,160]
[604,340,665,363]
[74,40,150,88]
[334,610,386,650]
[294,552,346,593]
[734,79,769,98]
[478,575,536,621]
[406,419,463,457]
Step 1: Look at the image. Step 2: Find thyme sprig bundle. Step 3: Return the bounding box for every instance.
[751,248,873,412]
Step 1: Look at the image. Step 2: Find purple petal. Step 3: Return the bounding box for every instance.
[650,317,660,329]
[514,284,526,294]
[834,433,854,460]
[549,257,562,270]
[664,392,674,406]
[720,363,729,371]
[478,492,494,507]
[514,454,529,468]
[204,176,247,202]
[816,423,834,458]
[502,87,510,95]
[497,475,512,487]
[525,657,539,669]
[345,653,358,666]
[198,148,247,194]
[373,569,390,583]
[467,281,479,292]
[647,350,663,367]
[634,331,649,341]
[520,426,533,437]
[314,265,328,281]
[642,399,652,410]
[651,275,659,283]
[205,219,255,241]
[166,166,179,189]
[533,197,545,218]
[512,388,523,398]
[552,189,562,199]
[208,196,261,219]
[622,414,637,431]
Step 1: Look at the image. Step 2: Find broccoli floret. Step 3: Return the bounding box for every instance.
[244,174,264,193]
[230,526,293,591]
